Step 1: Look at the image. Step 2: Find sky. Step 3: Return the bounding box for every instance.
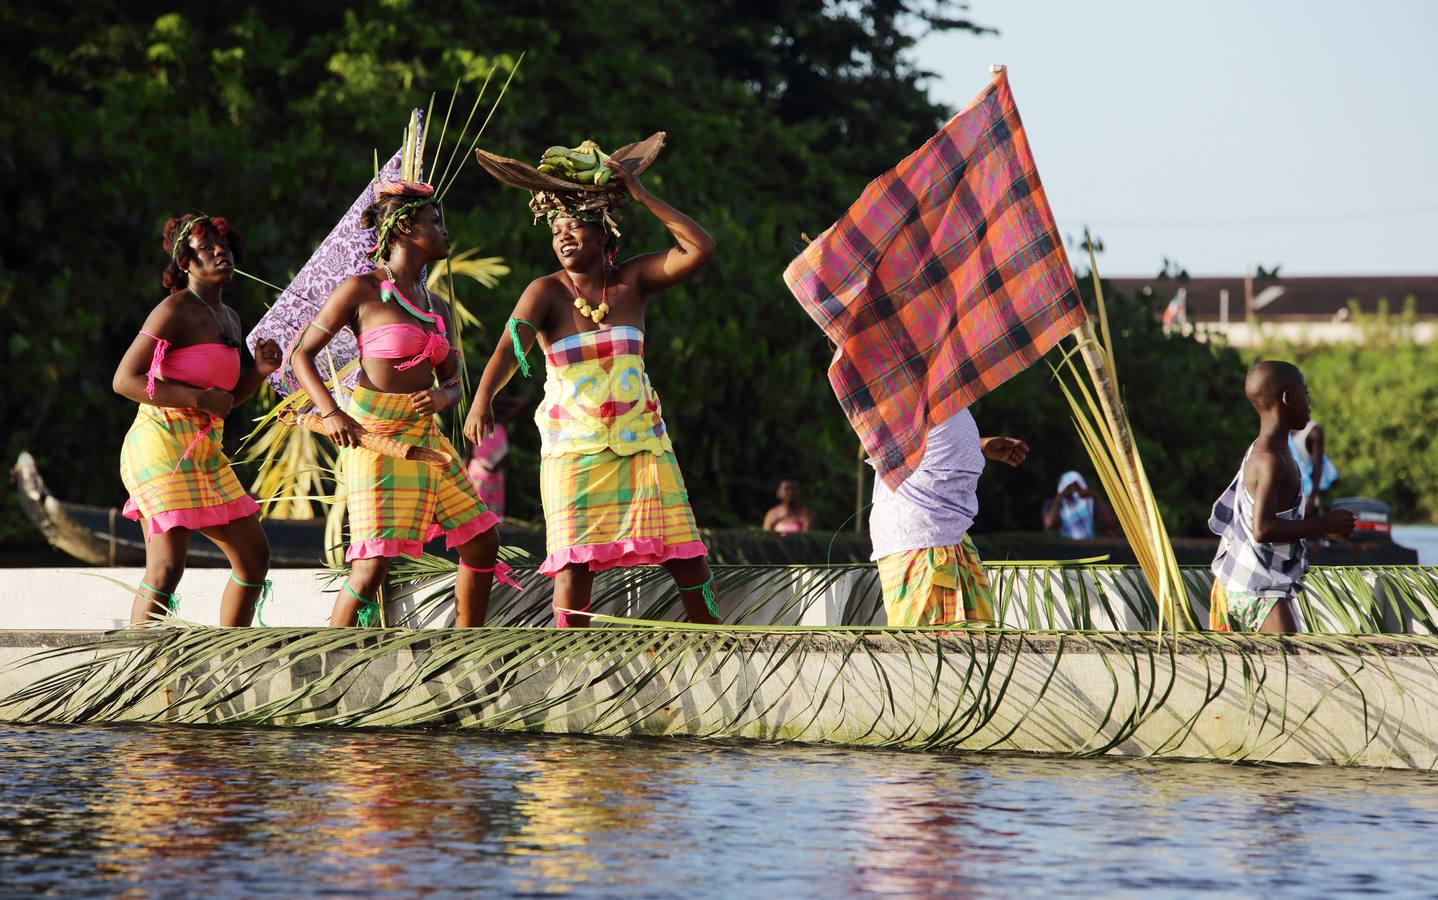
[913,0,1438,276]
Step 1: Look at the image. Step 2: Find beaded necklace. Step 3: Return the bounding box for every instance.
[564,268,610,326]
[380,263,445,333]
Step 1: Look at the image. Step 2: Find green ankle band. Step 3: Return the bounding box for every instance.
[139,580,180,615]
[677,576,719,618]
[231,574,273,627]
[345,583,381,628]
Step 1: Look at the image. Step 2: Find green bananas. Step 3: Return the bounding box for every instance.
[536,139,615,187]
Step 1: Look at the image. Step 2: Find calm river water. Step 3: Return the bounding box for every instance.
[2,726,1437,897]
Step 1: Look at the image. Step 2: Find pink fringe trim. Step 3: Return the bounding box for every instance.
[122,494,260,540]
[436,511,500,550]
[349,511,500,562]
[538,539,708,577]
[346,538,424,561]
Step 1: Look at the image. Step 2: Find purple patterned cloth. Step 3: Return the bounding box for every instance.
[245,150,404,401]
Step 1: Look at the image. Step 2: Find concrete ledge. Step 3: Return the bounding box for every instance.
[6,564,1435,633]
[3,628,1436,769]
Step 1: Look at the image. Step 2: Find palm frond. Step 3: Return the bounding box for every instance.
[310,557,1438,636]
[4,620,1433,767]
[1051,238,1189,629]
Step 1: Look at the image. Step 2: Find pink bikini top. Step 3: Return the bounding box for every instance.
[357,322,451,371]
[139,332,240,397]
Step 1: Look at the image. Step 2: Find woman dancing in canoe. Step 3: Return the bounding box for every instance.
[465,163,720,627]
[113,214,282,626]
[290,180,507,627]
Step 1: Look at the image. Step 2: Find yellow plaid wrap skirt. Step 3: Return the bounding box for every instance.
[538,448,707,576]
[344,386,498,561]
[120,404,259,538]
[876,535,995,626]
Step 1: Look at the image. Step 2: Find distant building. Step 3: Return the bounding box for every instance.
[1106,275,1438,346]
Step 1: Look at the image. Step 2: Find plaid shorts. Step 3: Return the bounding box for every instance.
[876,535,994,627]
[344,386,497,561]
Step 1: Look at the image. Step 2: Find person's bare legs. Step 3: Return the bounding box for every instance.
[199,515,271,626]
[333,556,388,626]
[453,527,501,627]
[131,522,189,625]
[663,556,720,624]
[1258,597,1299,634]
[553,564,595,627]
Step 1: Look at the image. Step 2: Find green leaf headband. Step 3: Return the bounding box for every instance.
[366,196,435,262]
[170,215,212,262]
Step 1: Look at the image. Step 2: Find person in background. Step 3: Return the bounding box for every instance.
[1041,471,1117,540]
[763,479,812,534]
[869,411,1028,627]
[1290,420,1338,516]
[1209,361,1355,633]
[467,423,509,520]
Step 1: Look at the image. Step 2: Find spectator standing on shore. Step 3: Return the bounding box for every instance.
[1290,420,1338,516]
[763,479,813,534]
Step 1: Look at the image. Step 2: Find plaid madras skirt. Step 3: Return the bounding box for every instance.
[344,386,498,561]
[876,535,994,626]
[120,404,259,537]
[538,448,707,576]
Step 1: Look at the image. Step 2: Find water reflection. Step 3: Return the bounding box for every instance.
[507,740,673,893]
[1,726,1437,897]
[854,767,1001,896]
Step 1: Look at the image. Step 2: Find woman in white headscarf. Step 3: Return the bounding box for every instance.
[1042,471,1096,540]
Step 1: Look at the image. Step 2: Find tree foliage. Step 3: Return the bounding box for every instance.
[0,1,993,543]
[0,1,1256,550]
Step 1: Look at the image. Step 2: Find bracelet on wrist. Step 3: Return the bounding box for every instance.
[320,408,343,419]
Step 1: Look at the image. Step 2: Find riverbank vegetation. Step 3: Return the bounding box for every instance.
[0,2,1305,551]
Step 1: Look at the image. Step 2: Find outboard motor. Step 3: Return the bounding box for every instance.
[1330,497,1392,542]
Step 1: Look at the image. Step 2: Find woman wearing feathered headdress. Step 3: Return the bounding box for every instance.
[465,162,720,627]
[290,180,510,627]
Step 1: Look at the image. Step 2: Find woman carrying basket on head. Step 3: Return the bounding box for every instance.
[113,214,282,626]
[290,180,508,627]
[465,154,720,628]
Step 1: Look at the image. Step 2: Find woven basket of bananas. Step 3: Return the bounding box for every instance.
[473,132,666,193]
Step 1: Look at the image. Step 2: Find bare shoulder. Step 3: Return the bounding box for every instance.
[531,272,570,297]
[332,272,382,306]
[1244,443,1299,496]
[347,270,385,294]
[140,292,191,337]
[523,273,571,312]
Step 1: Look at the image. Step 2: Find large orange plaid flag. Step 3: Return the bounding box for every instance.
[784,68,1086,490]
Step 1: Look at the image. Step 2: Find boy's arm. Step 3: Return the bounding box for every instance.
[1249,452,1354,542]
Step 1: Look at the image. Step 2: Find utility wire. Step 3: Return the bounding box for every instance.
[1059,203,1438,230]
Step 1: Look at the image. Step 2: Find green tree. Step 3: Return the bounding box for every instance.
[0,0,993,545]
[1255,301,1438,523]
